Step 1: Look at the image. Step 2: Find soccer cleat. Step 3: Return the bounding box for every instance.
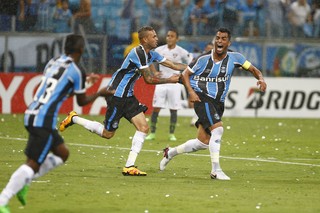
[16,185,29,206]
[122,166,147,176]
[145,133,156,140]
[59,111,78,132]
[0,205,10,213]
[168,134,177,141]
[210,169,231,180]
[160,147,172,171]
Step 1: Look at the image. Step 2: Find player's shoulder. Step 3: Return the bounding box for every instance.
[129,45,145,58]
[175,45,190,53]
[189,51,211,67]
[197,51,211,61]
[227,51,245,59]
[155,45,167,52]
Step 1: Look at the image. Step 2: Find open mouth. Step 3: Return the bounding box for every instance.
[216,45,223,52]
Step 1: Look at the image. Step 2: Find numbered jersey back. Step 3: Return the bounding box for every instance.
[24,55,86,129]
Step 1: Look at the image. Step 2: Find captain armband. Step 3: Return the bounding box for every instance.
[242,60,251,70]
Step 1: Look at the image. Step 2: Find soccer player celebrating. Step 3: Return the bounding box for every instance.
[0,34,113,213]
[59,26,187,176]
[160,28,267,180]
[146,29,193,141]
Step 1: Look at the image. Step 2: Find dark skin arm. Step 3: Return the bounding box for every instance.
[76,73,115,106]
[245,65,267,92]
[182,68,201,102]
[76,86,114,106]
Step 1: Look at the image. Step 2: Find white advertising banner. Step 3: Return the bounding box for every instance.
[0,73,319,118]
[159,77,320,118]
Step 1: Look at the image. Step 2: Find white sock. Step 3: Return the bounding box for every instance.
[168,138,208,158]
[209,127,224,173]
[73,116,104,136]
[125,131,146,167]
[33,153,64,179]
[0,165,34,206]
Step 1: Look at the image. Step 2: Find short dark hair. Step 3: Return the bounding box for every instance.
[167,28,179,38]
[138,26,154,40]
[64,34,84,55]
[217,28,231,41]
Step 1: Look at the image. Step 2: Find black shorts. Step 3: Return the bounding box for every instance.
[24,126,64,164]
[194,92,224,135]
[104,95,148,131]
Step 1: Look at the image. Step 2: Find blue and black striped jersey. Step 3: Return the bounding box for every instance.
[188,51,250,102]
[108,45,165,98]
[24,55,86,129]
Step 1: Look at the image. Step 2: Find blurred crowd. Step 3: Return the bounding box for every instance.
[0,0,320,38]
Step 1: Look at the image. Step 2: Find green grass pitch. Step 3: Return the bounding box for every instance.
[0,114,319,213]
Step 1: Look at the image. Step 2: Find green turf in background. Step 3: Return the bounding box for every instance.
[0,114,319,213]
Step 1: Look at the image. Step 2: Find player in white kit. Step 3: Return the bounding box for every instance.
[146,29,193,141]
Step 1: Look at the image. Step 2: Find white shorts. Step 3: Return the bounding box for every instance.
[152,83,183,110]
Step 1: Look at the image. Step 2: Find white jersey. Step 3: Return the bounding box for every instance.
[155,44,193,78]
[152,44,193,109]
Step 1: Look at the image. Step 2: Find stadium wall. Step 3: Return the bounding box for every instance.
[1,34,320,76]
[0,73,319,118]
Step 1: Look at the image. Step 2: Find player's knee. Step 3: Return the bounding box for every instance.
[60,149,69,162]
[53,144,69,162]
[138,124,149,134]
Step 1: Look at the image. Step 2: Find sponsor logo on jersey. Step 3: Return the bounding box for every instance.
[193,75,230,83]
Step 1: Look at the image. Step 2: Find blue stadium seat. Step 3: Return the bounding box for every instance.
[0,15,12,31]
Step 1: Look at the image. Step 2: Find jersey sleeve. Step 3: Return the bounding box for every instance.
[232,52,252,70]
[69,63,86,94]
[152,50,166,63]
[188,58,202,73]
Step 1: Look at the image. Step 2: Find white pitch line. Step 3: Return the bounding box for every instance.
[1,136,320,167]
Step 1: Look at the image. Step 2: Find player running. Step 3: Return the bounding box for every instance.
[159,28,267,180]
[59,26,187,176]
[0,34,113,213]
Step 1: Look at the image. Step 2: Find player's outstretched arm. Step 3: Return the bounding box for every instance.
[246,65,267,92]
[160,59,187,72]
[141,67,180,84]
[76,86,114,106]
[76,74,114,106]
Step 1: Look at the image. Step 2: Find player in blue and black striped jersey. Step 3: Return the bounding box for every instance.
[59,26,187,176]
[160,28,267,180]
[0,34,113,212]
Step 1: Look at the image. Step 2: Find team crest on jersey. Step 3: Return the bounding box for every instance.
[204,68,211,73]
[221,66,226,73]
[173,53,178,58]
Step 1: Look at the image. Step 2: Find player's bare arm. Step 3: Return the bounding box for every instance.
[76,86,114,106]
[246,65,267,92]
[181,68,200,102]
[141,67,180,84]
[149,63,162,78]
[160,59,187,71]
